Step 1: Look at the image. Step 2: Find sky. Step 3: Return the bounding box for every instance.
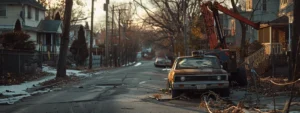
[81,0,233,29]
[84,0,148,27]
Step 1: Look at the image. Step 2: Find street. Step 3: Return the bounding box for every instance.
[0,61,207,113]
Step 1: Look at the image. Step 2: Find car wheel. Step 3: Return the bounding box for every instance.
[166,81,171,93]
[220,88,230,97]
[171,89,181,99]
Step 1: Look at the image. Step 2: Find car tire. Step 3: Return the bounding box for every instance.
[166,81,171,93]
[171,89,181,99]
[236,67,248,87]
[220,88,230,97]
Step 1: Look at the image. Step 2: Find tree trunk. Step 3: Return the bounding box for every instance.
[292,0,300,80]
[231,0,247,63]
[286,1,300,112]
[240,24,247,62]
[56,0,73,78]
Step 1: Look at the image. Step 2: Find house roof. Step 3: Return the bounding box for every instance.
[37,20,62,33]
[0,0,46,10]
[0,20,62,33]
[269,15,289,24]
[71,24,90,31]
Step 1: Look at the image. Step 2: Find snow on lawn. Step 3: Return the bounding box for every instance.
[42,66,91,77]
[0,76,55,96]
[0,66,92,105]
[134,62,142,66]
[0,76,55,104]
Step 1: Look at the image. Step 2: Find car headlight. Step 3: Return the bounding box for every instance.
[180,76,185,81]
[217,76,221,80]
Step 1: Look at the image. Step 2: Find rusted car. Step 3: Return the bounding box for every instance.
[167,51,230,98]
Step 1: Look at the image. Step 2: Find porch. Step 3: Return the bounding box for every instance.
[258,16,290,55]
[36,33,60,54]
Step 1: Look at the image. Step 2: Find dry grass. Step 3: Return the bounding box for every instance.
[1,72,50,85]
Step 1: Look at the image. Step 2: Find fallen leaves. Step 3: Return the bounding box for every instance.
[39,75,80,87]
[1,72,51,85]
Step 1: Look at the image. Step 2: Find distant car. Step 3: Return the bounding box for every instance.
[167,51,230,98]
[154,57,172,67]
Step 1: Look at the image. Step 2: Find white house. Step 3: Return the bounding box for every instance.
[0,0,62,54]
[70,22,97,48]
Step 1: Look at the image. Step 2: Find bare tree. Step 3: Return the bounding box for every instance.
[56,0,73,78]
[39,0,88,25]
[134,0,203,55]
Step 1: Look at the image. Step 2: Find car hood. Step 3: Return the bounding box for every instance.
[174,69,227,75]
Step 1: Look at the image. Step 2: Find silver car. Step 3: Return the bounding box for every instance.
[154,57,172,67]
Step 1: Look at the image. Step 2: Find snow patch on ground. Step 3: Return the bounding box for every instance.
[42,66,91,77]
[134,62,142,66]
[122,62,137,66]
[0,75,55,105]
[162,68,171,71]
[0,66,94,105]
[0,76,55,96]
[0,89,52,105]
[139,81,146,84]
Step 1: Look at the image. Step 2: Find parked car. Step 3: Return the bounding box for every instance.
[154,57,172,67]
[166,51,230,98]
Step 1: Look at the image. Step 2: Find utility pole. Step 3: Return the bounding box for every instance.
[104,0,109,67]
[118,10,121,67]
[111,5,114,67]
[183,0,188,56]
[89,0,94,69]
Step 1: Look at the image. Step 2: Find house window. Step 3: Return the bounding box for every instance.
[35,8,39,21]
[230,19,236,36]
[246,0,252,11]
[262,0,267,11]
[0,5,6,17]
[27,6,32,19]
[281,0,288,4]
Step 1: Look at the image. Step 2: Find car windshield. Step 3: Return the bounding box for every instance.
[176,57,221,69]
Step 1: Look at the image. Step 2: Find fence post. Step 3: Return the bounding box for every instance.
[18,51,21,74]
[0,49,2,76]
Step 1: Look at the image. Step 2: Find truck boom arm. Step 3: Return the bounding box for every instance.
[201,1,260,49]
[212,2,260,30]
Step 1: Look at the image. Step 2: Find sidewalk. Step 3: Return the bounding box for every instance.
[230,90,300,112]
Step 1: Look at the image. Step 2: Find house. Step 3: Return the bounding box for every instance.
[219,7,252,48]
[0,0,62,54]
[70,22,98,48]
[222,0,284,54]
[278,0,293,51]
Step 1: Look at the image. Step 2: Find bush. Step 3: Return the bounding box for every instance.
[70,25,88,66]
[0,32,35,50]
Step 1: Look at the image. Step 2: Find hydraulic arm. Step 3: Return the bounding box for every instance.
[201,1,260,49]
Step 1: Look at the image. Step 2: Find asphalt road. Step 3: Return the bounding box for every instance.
[0,61,207,113]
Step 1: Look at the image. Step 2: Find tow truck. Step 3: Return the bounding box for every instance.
[167,1,262,98]
[200,1,261,86]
